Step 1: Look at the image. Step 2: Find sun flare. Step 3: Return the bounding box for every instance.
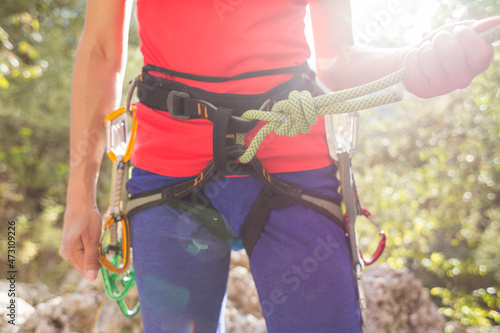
[349,0,440,45]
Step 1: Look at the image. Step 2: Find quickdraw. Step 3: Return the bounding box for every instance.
[98,83,140,317]
[325,111,387,324]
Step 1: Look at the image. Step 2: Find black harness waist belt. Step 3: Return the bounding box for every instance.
[137,62,320,117]
[129,64,344,256]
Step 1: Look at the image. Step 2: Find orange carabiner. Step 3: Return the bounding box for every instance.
[104,106,138,163]
[98,213,131,273]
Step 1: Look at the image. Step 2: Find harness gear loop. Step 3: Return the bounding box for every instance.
[126,76,139,118]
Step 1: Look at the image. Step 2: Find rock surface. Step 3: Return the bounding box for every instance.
[225,251,266,333]
[2,256,456,333]
[363,264,446,333]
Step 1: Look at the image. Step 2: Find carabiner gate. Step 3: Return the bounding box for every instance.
[358,208,386,265]
[344,208,386,266]
[101,266,140,317]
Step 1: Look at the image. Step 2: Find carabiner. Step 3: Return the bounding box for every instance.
[101,266,136,300]
[101,266,140,317]
[98,213,131,273]
[344,208,386,266]
[104,106,138,163]
[116,297,141,318]
[358,209,386,265]
[325,111,361,161]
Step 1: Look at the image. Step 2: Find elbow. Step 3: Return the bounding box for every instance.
[77,33,124,73]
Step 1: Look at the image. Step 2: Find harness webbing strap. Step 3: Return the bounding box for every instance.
[126,144,345,255]
[138,63,317,117]
[241,186,296,256]
[213,107,234,172]
[143,63,309,83]
[126,193,162,217]
[130,63,347,256]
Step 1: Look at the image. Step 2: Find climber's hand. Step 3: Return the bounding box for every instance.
[60,195,102,281]
[403,15,499,98]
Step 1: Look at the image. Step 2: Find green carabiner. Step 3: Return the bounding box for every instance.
[101,266,136,300]
[116,297,141,318]
[101,266,140,317]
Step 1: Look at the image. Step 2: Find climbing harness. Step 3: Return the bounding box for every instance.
[129,63,346,256]
[98,25,500,319]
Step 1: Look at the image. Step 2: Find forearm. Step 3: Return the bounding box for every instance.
[66,0,132,205]
[316,46,407,91]
[67,43,124,204]
[310,0,497,96]
[310,0,405,91]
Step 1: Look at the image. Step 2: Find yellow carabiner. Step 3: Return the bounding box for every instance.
[98,213,131,273]
[104,106,138,163]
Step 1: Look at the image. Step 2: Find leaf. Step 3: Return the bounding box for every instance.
[0,75,9,89]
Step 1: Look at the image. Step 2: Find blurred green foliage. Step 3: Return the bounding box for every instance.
[0,0,86,285]
[0,0,141,286]
[0,0,498,331]
[356,52,500,330]
[353,1,500,330]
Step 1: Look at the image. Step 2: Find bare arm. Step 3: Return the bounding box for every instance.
[60,0,133,280]
[310,0,498,98]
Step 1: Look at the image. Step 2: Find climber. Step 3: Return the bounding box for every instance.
[59,0,499,331]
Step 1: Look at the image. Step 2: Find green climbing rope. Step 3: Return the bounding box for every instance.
[235,25,500,164]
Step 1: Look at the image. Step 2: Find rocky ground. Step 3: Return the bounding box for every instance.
[0,252,481,333]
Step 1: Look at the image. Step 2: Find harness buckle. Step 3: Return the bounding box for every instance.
[167,90,191,120]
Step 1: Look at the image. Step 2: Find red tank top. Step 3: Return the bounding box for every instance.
[132,0,333,176]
